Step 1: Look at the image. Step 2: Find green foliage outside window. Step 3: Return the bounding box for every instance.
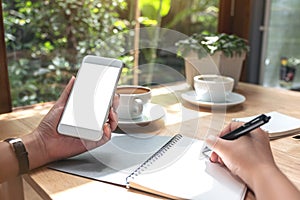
[2,0,218,107]
[3,0,129,106]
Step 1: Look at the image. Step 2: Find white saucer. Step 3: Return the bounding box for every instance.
[181,91,246,108]
[118,103,165,125]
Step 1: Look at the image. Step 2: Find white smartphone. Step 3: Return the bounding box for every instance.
[57,55,123,141]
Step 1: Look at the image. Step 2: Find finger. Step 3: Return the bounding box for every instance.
[218,157,225,166]
[108,107,118,131]
[206,135,221,163]
[56,76,76,106]
[206,135,228,163]
[219,124,232,137]
[112,93,120,112]
[205,135,218,150]
[219,122,244,137]
[42,77,76,126]
[210,151,219,163]
[101,123,112,143]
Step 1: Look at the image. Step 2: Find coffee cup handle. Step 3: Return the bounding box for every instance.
[133,98,143,116]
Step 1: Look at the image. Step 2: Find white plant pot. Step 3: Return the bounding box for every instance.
[218,52,246,88]
[184,51,246,88]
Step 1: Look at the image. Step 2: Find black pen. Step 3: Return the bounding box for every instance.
[201,114,271,155]
[221,114,271,140]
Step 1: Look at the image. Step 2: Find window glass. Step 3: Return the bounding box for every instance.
[2,0,218,107]
[262,0,300,90]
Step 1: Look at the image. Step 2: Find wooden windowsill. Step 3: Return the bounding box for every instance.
[0,102,54,139]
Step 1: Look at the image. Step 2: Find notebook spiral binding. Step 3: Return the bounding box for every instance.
[126,134,183,187]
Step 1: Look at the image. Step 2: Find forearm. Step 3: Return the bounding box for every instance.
[22,132,48,170]
[250,166,300,200]
[0,133,47,183]
[0,141,19,182]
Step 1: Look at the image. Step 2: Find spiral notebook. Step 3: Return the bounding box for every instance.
[49,133,246,200]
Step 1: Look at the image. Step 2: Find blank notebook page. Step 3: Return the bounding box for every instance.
[233,111,300,138]
[127,136,246,200]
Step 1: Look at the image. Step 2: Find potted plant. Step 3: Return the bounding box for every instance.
[279,57,300,89]
[176,32,250,87]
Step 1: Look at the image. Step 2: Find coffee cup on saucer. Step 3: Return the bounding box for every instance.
[116,85,151,120]
[193,74,234,103]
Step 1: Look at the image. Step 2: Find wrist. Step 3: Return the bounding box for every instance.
[4,138,29,175]
[22,132,48,170]
[247,164,279,191]
[0,141,19,181]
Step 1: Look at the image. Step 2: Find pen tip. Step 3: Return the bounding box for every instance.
[202,146,211,153]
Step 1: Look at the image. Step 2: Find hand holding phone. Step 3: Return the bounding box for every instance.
[57,55,123,141]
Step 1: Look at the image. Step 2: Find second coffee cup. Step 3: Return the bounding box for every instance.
[116,85,151,120]
[193,74,234,103]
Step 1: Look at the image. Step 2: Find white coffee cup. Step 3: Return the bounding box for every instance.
[116,85,151,119]
[193,74,234,103]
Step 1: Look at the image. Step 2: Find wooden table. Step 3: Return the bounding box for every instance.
[1,82,300,199]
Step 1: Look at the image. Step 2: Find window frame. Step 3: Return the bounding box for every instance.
[0,0,12,114]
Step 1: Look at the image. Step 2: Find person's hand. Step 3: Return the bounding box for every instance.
[205,122,276,189]
[24,77,119,169]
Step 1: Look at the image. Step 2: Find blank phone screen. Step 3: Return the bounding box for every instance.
[60,62,120,131]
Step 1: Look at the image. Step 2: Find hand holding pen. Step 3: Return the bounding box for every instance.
[205,116,300,200]
[202,114,271,155]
